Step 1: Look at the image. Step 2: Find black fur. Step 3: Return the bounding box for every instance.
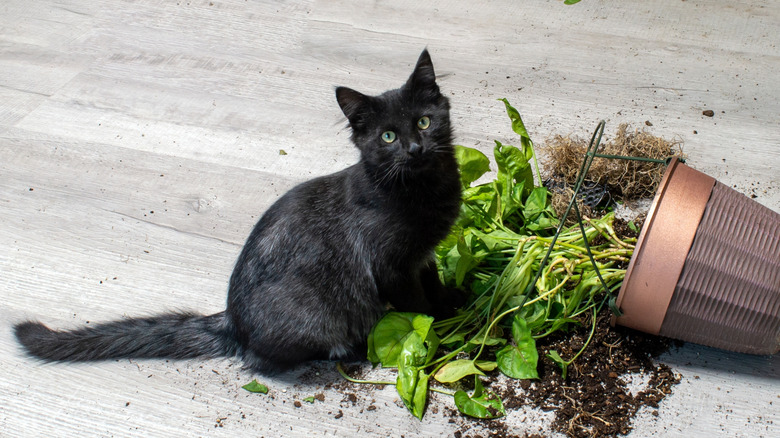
[14,50,462,375]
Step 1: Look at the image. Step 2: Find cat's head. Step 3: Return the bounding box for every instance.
[336,50,453,183]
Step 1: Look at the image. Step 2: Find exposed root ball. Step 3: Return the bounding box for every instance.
[543,124,684,201]
[550,187,595,225]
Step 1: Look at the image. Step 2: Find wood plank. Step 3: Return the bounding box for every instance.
[1,0,778,437]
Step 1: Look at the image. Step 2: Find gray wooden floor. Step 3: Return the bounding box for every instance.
[2,1,778,436]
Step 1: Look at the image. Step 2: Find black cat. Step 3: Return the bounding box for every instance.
[14,49,462,375]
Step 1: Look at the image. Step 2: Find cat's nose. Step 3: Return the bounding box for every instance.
[408,142,422,157]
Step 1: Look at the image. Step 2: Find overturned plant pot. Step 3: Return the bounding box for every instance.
[613,158,780,355]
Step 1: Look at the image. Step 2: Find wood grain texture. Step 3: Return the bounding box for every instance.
[1,1,778,437]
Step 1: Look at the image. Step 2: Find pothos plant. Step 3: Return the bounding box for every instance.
[340,99,635,420]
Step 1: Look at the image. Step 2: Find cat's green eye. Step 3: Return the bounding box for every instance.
[417,116,431,130]
[381,131,396,143]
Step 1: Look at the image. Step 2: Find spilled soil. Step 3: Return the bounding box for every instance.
[488,310,680,437]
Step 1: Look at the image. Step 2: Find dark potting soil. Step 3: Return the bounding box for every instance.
[448,309,682,438]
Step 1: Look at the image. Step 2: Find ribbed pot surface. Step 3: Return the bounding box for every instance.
[614,158,780,355]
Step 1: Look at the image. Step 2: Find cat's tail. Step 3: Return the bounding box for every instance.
[13,311,237,363]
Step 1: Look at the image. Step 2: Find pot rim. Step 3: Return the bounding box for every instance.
[612,158,715,334]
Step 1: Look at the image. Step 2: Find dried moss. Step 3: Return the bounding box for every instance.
[549,186,595,224]
[543,124,683,222]
[543,124,684,198]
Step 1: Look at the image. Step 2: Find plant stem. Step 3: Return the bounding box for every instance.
[563,306,598,366]
[532,142,543,188]
[429,386,457,396]
[336,363,394,386]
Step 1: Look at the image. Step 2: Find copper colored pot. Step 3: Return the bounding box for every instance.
[613,158,780,355]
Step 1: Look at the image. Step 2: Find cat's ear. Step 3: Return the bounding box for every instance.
[405,49,439,93]
[336,86,371,129]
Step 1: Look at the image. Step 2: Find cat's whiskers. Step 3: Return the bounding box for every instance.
[429,143,452,154]
[376,161,403,187]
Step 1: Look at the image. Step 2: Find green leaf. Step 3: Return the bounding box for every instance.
[440,332,465,348]
[435,225,460,259]
[526,216,558,232]
[515,300,547,331]
[467,334,507,348]
[564,0,582,4]
[410,371,429,419]
[242,380,269,394]
[546,350,569,379]
[494,140,534,207]
[499,98,535,169]
[438,244,461,287]
[453,377,506,419]
[548,301,565,320]
[494,141,533,181]
[470,275,498,299]
[367,313,436,368]
[455,235,478,287]
[523,186,548,217]
[510,315,537,354]
[367,323,380,365]
[499,98,542,188]
[367,316,406,367]
[462,183,497,203]
[609,294,624,317]
[496,346,538,380]
[547,350,565,363]
[472,229,520,252]
[402,332,427,367]
[549,316,579,333]
[510,179,529,220]
[455,145,491,188]
[433,359,485,383]
[459,184,502,230]
[499,98,532,146]
[523,187,557,232]
[414,314,440,365]
[303,396,316,403]
[496,316,540,379]
[475,360,498,372]
[396,333,430,419]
